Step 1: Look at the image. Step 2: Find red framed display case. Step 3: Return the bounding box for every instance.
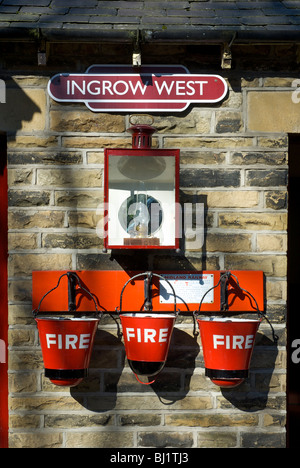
[103,124,180,250]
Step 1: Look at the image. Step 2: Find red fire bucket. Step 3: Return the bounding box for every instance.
[120,313,176,384]
[197,317,261,388]
[35,317,99,387]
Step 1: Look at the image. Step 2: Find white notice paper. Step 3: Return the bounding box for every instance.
[159,274,214,304]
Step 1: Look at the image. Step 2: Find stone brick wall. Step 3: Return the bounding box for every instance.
[2,42,289,448]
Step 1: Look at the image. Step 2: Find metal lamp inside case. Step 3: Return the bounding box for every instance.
[104,122,179,249]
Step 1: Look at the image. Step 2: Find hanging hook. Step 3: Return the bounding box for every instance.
[193,271,278,344]
[117,271,179,316]
[132,29,141,67]
[32,271,100,318]
[67,271,77,312]
[220,271,231,311]
[144,271,153,311]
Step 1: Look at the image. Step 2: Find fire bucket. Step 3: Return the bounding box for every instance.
[197,317,261,388]
[120,313,176,383]
[35,317,99,387]
[33,272,101,386]
[117,272,179,384]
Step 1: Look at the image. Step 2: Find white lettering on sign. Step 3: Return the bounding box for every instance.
[160,273,213,304]
[46,333,91,350]
[153,80,208,96]
[65,78,209,99]
[67,79,150,97]
[48,66,228,112]
[213,334,254,350]
[126,328,169,343]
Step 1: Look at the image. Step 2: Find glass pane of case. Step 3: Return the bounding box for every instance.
[107,154,177,247]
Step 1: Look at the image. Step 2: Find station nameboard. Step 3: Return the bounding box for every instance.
[48,65,228,112]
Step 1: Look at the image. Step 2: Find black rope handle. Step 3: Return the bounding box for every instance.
[32,272,100,318]
[117,271,179,316]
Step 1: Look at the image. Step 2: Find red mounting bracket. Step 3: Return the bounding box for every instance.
[32,270,264,315]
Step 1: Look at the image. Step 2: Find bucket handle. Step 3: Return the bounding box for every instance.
[133,373,156,385]
[117,271,178,386]
[117,271,179,316]
[32,271,101,318]
[193,271,278,344]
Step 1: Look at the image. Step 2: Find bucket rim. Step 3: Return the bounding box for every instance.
[35,316,100,322]
[120,313,176,319]
[197,316,261,323]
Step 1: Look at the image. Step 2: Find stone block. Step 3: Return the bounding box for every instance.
[215,111,243,133]
[137,431,193,448]
[8,168,33,186]
[62,136,132,148]
[66,432,134,448]
[181,151,226,165]
[7,135,58,148]
[36,168,102,187]
[207,233,252,252]
[8,190,51,207]
[180,169,240,188]
[165,413,258,427]
[248,91,300,132]
[219,212,287,231]
[246,169,287,187]
[8,233,38,250]
[42,233,101,249]
[204,190,259,208]
[8,210,65,229]
[9,433,63,449]
[9,413,40,429]
[164,136,253,149]
[224,254,287,276]
[50,111,125,133]
[231,151,287,165]
[257,234,287,252]
[55,189,103,208]
[265,190,287,210]
[197,432,237,448]
[8,151,82,165]
[153,111,212,134]
[8,253,72,276]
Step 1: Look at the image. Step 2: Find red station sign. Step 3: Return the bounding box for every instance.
[48,65,228,112]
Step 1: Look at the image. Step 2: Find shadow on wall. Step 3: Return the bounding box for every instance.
[69,325,278,412]
[151,327,200,400]
[0,77,43,138]
[70,328,126,412]
[220,332,279,411]
[70,326,200,411]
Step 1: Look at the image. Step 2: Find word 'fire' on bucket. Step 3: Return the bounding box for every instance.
[120,313,176,383]
[197,317,261,388]
[33,271,101,387]
[35,317,99,387]
[194,270,268,388]
[117,271,179,384]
